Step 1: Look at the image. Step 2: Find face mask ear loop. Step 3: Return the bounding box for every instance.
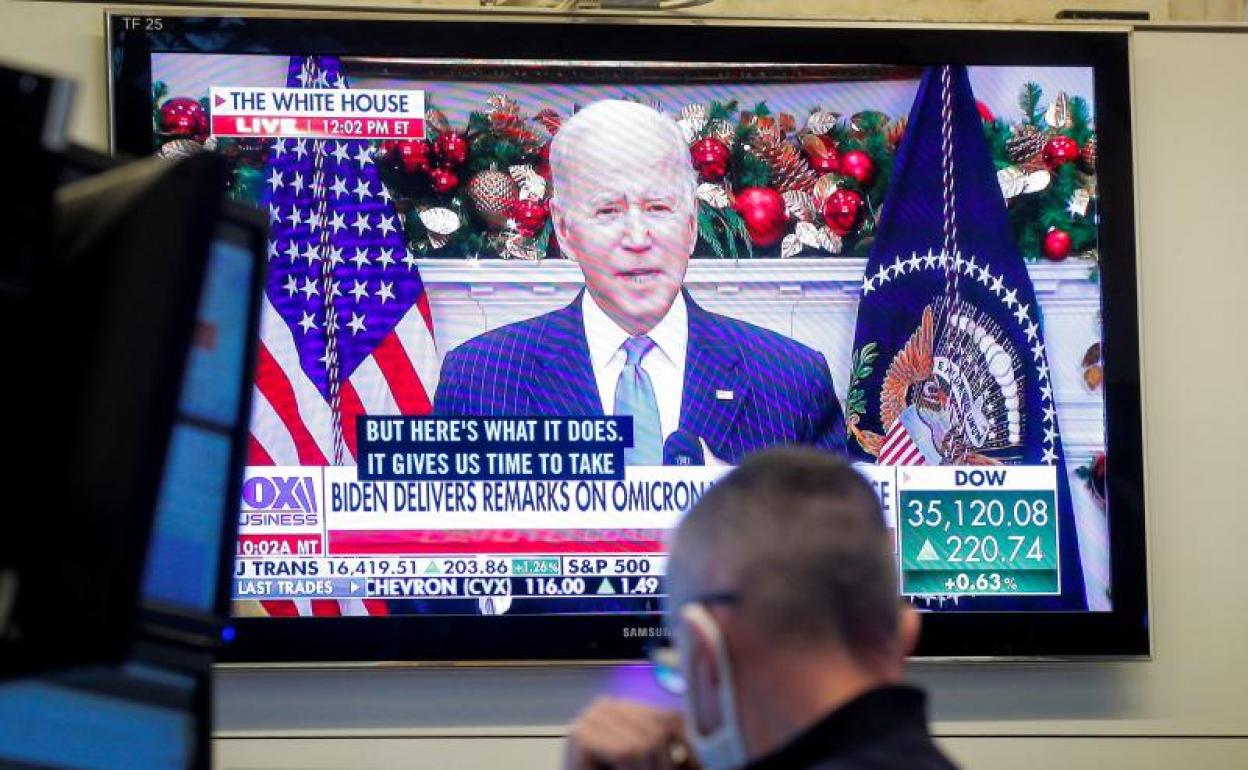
[680,602,744,747]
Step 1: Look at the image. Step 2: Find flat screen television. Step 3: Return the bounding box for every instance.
[108,12,1148,661]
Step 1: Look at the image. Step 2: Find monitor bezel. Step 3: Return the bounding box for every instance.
[108,12,1149,662]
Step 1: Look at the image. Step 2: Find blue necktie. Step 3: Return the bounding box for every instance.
[615,336,662,466]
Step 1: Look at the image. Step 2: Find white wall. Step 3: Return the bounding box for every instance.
[4,4,1247,768]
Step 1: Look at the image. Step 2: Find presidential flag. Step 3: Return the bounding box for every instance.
[247,56,440,617]
[845,65,1086,609]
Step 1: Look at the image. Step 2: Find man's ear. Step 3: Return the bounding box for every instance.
[681,607,725,736]
[898,603,921,658]
[549,197,575,260]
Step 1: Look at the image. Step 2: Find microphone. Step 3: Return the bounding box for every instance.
[663,429,705,466]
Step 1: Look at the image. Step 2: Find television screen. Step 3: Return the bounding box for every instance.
[109,14,1147,660]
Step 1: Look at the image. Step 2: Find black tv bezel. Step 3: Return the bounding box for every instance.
[108,12,1149,662]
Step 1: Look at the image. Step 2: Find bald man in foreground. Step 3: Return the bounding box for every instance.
[434,100,846,466]
[563,449,959,770]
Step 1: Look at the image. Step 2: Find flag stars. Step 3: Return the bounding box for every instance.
[1002,288,1019,308]
[1042,447,1057,464]
[379,185,392,203]
[266,240,279,261]
[377,248,396,269]
[351,248,372,270]
[890,256,906,278]
[378,214,398,237]
[1043,405,1057,424]
[326,280,343,300]
[1013,302,1031,325]
[377,280,395,304]
[272,139,287,159]
[353,178,373,201]
[284,241,301,262]
[1030,340,1046,361]
[1036,361,1050,382]
[329,177,349,198]
[293,140,308,161]
[862,276,875,295]
[402,251,420,270]
[267,170,285,192]
[331,142,351,164]
[1040,383,1053,402]
[906,253,922,273]
[1043,426,1058,446]
[301,243,320,265]
[297,311,317,334]
[963,254,978,276]
[347,312,367,335]
[352,213,372,236]
[283,274,300,297]
[1023,320,1039,342]
[287,208,304,228]
[328,211,346,234]
[990,275,1005,296]
[291,172,306,195]
[873,264,889,287]
[977,263,992,285]
[922,251,940,270]
[299,277,320,300]
[326,246,345,268]
[349,280,370,302]
[353,145,374,166]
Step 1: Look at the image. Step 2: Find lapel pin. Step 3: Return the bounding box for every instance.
[715,389,735,401]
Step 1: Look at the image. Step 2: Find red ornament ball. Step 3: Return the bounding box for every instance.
[822,188,863,235]
[159,97,209,142]
[804,135,840,173]
[838,150,875,186]
[976,100,995,123]
[434,132,469,168]
[1043,135,1081,169]
[506,199,550,238]
[386,139,432,174]
[1042,227,1072,260]
[733,187,788,248]
[429,168,459,194]
[689,137,731,181]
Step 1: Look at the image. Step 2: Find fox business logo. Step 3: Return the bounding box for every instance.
[240,475,320,527]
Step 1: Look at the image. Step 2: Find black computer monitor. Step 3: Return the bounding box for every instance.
[1,151,266,677]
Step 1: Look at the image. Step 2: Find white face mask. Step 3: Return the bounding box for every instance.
[680,603,749,770]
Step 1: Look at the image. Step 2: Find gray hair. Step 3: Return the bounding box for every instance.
[670,448,899,659]
[548,99,696,208]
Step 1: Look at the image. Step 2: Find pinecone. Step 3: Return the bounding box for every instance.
[1081,135,1097,169]
[1006,125,1046,164]
[752,125,816,193]
[467,169,519,230]
[886,118,907,150]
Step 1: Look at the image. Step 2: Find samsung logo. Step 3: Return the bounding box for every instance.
[623,627,670,639]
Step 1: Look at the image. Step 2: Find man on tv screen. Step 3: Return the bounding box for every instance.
[434,100,846,465]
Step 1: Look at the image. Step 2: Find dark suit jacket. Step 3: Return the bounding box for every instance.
[433,291,846,462]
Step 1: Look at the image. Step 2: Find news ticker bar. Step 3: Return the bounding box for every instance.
[232,555,666,600]
[235,465,1063,598]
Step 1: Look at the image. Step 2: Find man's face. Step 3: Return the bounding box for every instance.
[552,123,697,336]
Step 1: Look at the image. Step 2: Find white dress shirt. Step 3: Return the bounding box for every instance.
[581,291,687,443]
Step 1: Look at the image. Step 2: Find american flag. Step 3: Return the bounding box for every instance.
[247,56,439,617]
[878,419,927,466]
